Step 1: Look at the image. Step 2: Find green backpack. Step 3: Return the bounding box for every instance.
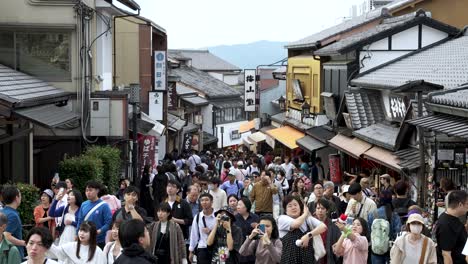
[370,210,390,255]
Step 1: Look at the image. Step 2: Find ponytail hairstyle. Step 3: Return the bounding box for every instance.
[76,221,97,261]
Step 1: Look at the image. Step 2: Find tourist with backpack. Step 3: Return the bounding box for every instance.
[367,190,401,264]
[220,169,244,198]
[391,181,416,225]
[389,213,437,264]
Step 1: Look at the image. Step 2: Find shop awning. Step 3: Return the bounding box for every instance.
[296,135,327,153]
[270,112,286,124]
[203,132,218,145]
[306,126,335,144]
[181,96,209,106]
[239,120,255,133]
[407,113,468,139]
[242,136,254,146]
[395,147,421,171]
[265,126,305,149]
[14,104,79,128]
[248,131,266,143]
[328,134,372,159]
[363,146,402,172]
[168,113,186,132]
[140,112,165,137]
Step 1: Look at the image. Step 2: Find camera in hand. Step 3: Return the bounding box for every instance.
[220,215,230,222]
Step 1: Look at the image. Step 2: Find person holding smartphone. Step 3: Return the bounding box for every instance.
[207,206,243,264]
[239,215,282,264]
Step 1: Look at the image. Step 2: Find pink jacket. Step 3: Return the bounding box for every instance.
[333,234,368,264]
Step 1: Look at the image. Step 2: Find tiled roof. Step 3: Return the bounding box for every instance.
[431,86,468,108]
[168,50,240,71]
[351,36,468,89]
[314,11,458,56]
[353,123,400,150]
[170,66,241,99]
[407,113,468,139]
[345,91,385,129]
[0,64,71,108]
[286,0,420,49]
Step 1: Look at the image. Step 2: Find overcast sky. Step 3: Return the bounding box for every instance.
[130,0,371,49]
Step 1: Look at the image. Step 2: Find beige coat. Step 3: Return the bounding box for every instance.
[390,233,437,264]
[149,220,186,264]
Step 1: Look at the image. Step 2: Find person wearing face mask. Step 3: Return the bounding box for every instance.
[390,213,437,264]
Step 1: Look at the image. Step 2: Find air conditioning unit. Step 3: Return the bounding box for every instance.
[90,98,125,137]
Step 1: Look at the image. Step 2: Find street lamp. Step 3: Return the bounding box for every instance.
[278,95,286,111]
[301,100,310,122]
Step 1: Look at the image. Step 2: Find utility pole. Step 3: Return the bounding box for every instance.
[130,83,140,185]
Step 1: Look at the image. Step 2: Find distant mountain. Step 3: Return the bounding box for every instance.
[207,40,288,70]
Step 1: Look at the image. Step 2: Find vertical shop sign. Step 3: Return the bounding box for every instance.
[183,133,193,152]
[154,51,166,91]
[149,92,164,121]
[329,154,342,184]
[244,69,256,112]
[139,135,156,175]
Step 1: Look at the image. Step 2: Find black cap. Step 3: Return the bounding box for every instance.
[347,183,362,195]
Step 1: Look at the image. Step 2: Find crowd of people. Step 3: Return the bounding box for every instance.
[0,148,467,264]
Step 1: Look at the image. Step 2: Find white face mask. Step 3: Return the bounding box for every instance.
[409,224,423,234]
[208,184,214,191]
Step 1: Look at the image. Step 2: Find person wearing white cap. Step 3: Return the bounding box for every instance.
[33,189,55,235]
[390,213,437,264]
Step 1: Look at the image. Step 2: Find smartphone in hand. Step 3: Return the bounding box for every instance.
[258,224,265,236]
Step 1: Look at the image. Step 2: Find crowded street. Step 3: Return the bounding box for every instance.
[1,0,468,263]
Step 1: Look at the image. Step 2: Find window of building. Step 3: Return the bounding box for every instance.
[0,30,71,81]
[215,107,245,124]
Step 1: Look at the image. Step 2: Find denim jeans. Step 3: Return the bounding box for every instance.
[371,253,389,264]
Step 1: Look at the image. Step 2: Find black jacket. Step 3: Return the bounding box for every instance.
[114,244,158,264]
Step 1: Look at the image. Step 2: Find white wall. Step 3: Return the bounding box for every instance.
[216,121,251,148]
[95,8,113,91]
[359,51,411,72]
[202,104,213,134]
[208,72,223,81]
[392,26,419,50]
[422,25,448,47]
[359,25,449,73]
[223,74,240,85]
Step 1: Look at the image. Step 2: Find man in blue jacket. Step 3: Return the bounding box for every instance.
[76,181,112,249]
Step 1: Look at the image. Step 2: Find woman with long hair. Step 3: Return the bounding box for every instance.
[278,195,327,264]
[49,221,105,263]
[149,203,187,264]
[290,178,308,201]
[239,215,282,264]
[332,217,369,263]
[49,189,83,246]
[314,198,342,264]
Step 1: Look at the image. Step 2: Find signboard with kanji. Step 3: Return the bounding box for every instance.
[389,95,406,121]
[139,135,157,176]
[149,92,163,121]
[244,69,256,112]
[154,51,166,91]
[329,154,342,184]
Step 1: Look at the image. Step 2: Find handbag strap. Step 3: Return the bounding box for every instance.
[418,237,428,264]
